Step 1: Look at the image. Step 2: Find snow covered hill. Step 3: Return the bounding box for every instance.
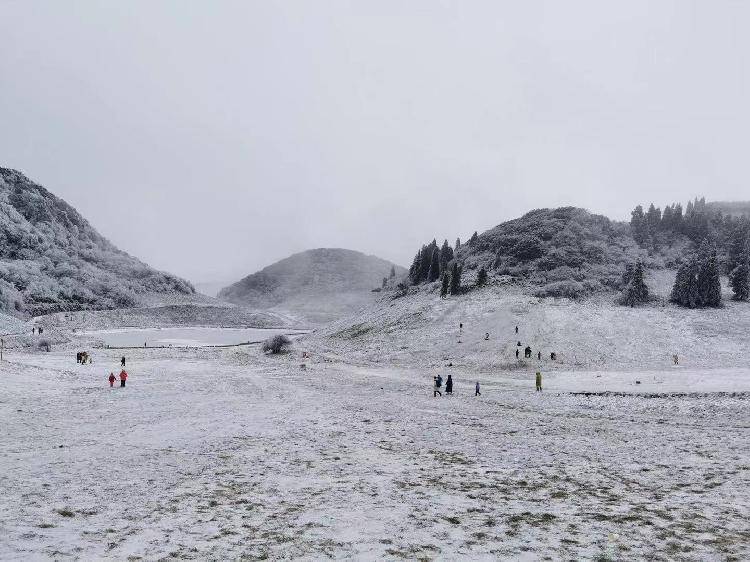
[218,248,405,324]
[313,271,750,372]
[0,167,194,316]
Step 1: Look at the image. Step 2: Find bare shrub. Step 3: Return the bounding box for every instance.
[262,334,291,354]
[38,339,52,352]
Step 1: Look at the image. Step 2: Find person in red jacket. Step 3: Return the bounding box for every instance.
[108,372,116,388]
[119,370,128,388]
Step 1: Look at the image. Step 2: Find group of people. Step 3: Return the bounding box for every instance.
[31,326,44,335]
[433,374,482,397]
[76,351,92,364]
[107,356,128,388]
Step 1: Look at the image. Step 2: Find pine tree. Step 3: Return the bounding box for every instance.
[440,272,449,298]
[449,262,461,295]
[428,247,440,282]
[630,205,647,245]
[469,231,479,245]
[439,239,453,273]
[455,237,461,250]
[619,261,649,307]
[389,265,396,279]
[671,258,700,308]
[696,240,722,307]
[476,267,487,287]
[382,277,388,288]
[730,243,749,301]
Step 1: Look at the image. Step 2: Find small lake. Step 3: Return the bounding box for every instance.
[84,327,308,348]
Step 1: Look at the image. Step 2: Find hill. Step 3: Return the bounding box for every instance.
[218,248,405,324]
[0,167,194,316]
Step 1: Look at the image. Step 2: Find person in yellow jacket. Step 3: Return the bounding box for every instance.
[535,371,542,392]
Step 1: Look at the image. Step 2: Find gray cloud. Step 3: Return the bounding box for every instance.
[2,1,748,283]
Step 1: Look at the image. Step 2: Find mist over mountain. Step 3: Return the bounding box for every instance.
[0,167,194,316]
[218,248,405,324]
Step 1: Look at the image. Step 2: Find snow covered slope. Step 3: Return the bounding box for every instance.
[0,167,194,316]
[218,248,405,324]
[314,276,750,372]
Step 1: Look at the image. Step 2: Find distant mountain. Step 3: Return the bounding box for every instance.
[218,248,405,324]
[0,167,194,316]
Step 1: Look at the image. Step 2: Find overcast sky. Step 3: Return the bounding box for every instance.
[1,1,749,284]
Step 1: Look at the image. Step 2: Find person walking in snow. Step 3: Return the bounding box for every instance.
[515,348,519,359]
[445,375,454,395]
[484,332,490,341]
[537,351,541,361]
[535,371,542,392]
[515,325,518,334]
[475,381,481,396]
[108,372,116,388]
[119,370,128,388]
[433,376,442,397]
[121,356,126,367]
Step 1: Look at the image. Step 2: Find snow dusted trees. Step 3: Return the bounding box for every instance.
[427,247,440,282]
[449,262,462,295]
[730,243,749,301]
[476,267,488,287]
[670,240,722,308]
[262,334,291,354]
[630,205,647,246]
[618,261,650,307]
[440,272,449,298]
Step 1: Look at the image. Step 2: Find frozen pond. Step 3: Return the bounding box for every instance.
[84,327,308,348]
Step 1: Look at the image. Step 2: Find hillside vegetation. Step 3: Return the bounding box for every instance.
[0,167,193,316]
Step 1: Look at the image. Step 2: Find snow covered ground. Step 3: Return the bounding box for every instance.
[1,341,748,560]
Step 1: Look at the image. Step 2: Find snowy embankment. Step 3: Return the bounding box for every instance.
[312,282,750,373]
[0,344,748,560]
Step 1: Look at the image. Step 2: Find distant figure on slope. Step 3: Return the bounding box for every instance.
[108,373,116,388]
[445,375,453,395]
[144,342,147,348]
[119,370,128,388]
[433,376,442,397]
[32,327,35,335]
[525,346,532,359]
[484,332,490,341]
[475,381,481,396]
[535,371,542,392]
[537,351,541,361]
[550,352,557,361]
[515,325,518,334]
[515,348,519,359]
[121,356,126,367]
[672,354,679,365]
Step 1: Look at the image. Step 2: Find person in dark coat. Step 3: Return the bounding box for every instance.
[537,351,541,360]
[515,348,519,359]
[445,375,453,395]
[121,356,126,367]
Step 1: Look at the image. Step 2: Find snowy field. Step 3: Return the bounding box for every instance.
[1,343,748,560]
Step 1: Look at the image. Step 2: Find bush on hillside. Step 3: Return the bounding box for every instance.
[262,334,291,354]
[37,339,51,352]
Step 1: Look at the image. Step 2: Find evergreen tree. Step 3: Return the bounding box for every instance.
[440,272,449,298]
[670,258,700,308]
[389,265,396,279]
[409,250,421,284]
[619,261,649,307]
[382,277,388,288]
[469,231,479,245]
[630,205,647,245]
[661,204,673,231]
[455,237,461,250]
[476,267,487,287]
[645,203,661,237]
[730,243,749,301]
[449,261,461,295]
[439,239,454,273]
[696,240,722,307]
[427,247,441,282]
